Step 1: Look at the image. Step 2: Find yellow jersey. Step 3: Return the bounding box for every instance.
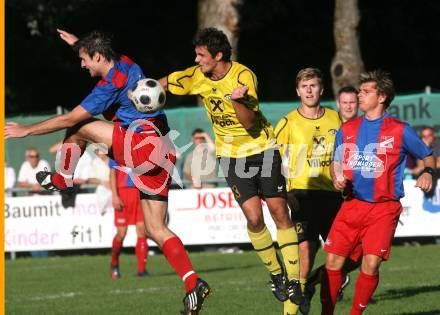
[167,62,276,158]
[275,108,341,192]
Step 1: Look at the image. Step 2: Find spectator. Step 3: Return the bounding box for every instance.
[412,127,439,197]
[17,149,52,257]
[5,162,16,196]
[335,86,359,123]
[404,154,418,180]
[17,148,50,194]
[412,127,440,177]
[183,129,218,188]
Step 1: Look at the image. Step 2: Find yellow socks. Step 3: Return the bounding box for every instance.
[248,225,300,280]
[282,271,305,315]
[283,300,299,315]
[277,227,300,280]
[248,226,282,274]
[300,278,306,291]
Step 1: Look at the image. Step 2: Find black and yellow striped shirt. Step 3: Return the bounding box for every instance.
[167,62,276,158]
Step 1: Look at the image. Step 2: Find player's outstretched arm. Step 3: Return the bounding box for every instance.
[57,29,79,46]
[5,105,91,139]
[231,85,256,130]
[415,155,435,192]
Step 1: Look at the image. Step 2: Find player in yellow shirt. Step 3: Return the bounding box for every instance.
[275,68,342,315]
[159,28,303,311]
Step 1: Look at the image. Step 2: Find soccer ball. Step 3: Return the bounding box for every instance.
[130,78,166,113]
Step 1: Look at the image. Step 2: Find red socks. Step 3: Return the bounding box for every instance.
[52,173,70,189]
[320,268,379,315]
[112,237,149,274]
[53,140,84,189]
[136,237,148,273]
[350,272,379,315]
[320,268,342,315]
[111,237,123,267]
[162,236,198,292]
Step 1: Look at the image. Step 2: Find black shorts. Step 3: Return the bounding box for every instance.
[287,189,343,243]
[219,149,287,206]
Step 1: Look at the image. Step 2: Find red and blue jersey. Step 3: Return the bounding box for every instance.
[80,55,167,131]
[333,113,432,202]
[109,158,135,189]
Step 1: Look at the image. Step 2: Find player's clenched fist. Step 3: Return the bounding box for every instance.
[5,122,29,139]
[231,85,249,101]
[415,172,433,192]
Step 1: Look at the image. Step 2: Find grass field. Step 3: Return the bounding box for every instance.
[6,244,440,315]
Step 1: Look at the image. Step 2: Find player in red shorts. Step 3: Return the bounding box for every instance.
[320,70,434,315]
[5,29,210,314]
[109,159,150,279]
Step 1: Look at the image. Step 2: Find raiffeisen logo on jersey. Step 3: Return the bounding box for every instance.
[345,151,387,173]
[211,114,236,127]
[307,157,332,168]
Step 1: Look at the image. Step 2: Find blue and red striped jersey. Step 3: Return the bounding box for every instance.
[334,113,432,202]
[108,158,135,188]
[80,55,166,130]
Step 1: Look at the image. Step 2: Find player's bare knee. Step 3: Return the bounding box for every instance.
[65,117,97,138]
[325,253,345,270]
[361,256,381,275]
[148,228,173,247]
[144,228,161,243]
[270,207,292,228]
[135,224,146,237]
[144,224,160,236]
[246,218,265,232]
[145,222,168,239]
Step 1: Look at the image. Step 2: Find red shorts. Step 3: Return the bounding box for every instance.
[114,187,144,227]
[349,243,363,263]
[112,120,176,201]
[324,198,402,261]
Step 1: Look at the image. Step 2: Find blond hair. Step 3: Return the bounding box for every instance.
[296,68,323,87]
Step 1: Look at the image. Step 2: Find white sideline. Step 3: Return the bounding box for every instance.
[7,279,259,304]
[7,287,167,303]
[9,291,84,302]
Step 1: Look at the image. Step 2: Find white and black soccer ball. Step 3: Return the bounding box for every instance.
[130,78,166,113]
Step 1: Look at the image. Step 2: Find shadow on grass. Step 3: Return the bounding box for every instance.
[375,284,440,301]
